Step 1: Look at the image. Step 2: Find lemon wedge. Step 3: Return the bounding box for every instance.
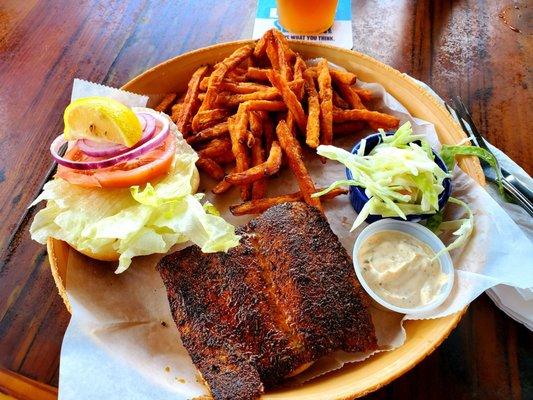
[64,97,142,147]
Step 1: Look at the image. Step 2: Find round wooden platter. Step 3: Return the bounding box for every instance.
[47,40,484,399]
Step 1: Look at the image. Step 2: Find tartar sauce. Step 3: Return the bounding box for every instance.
[357,230,448,308]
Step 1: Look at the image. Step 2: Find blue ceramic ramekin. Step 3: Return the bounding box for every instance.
[345,132,452,224]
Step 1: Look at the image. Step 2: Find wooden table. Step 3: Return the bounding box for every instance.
[0,0,531,399]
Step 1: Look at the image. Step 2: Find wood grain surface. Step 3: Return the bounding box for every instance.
[0,0,531,399]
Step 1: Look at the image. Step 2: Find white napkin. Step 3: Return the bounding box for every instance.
[412,77,533,330]
[483,144,533,330]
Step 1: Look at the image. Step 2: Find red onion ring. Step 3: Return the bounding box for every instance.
[139,114,147,131]
[77,113,157,157]
[51,113,170,170]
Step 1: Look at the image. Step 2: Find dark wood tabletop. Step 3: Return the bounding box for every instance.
[0,0,531,399]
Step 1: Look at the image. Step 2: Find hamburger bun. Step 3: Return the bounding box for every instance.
[75,244,120,261]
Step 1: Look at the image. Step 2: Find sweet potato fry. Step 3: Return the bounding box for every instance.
[332,90,350,109]
[230,192,301,215]
[177,65,209,135]
[246,67,270,82]
[216,88,281,107]
[212,179,233,195]
[332,109,400,129]
[353,88,373,102]
[154,93,177,113]
[252,179,267,200]
[170,102,183,123]
[193,109,231,132]
[304,68,317,80]
[197,138,232,160]
[276,120,322,211]
[186,122,229,145]
[200,78,271,94]
[333,121,367,136]
[249,111,262,135]
[293,57,307,100]
[289,79,304,98]
[228,113,252,200]
[265,35,280,71]
[254,30,271,58]
[199,77,208,91]
[317,59,333,146]
[234,64,250,74]
[250,130,267,199]
[294,57,306,79]
[211,151,235,165]
[213,62,249,73]
[272,29,296,81]
[225,71,248,83]
[277,49,292,82]
[267,69,307,132]
[285,111,294,133]
[234,104,250,142]
[215,80,303,107]
[225,141,282,185]
[229,187,347,216]
[196,157,225,181]
[304,70,320,148]
[194,45,253,130]
[336,82,365,109]
[244,100,287,112]
[271,29,297,62]
[224,81,271,94]
[261,112,275,152]
[329,69,357,86]
[334,83,382,130]
[271,30,294,81]
[308,67,356,86]
[213,45,252,83]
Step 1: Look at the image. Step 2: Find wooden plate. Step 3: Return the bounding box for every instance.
[47,40,484,399]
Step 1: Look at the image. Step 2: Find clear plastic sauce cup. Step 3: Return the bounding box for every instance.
[353,219,454,314]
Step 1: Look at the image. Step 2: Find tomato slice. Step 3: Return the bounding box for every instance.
[56,134,177,188]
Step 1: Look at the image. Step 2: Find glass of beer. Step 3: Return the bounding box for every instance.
[276,0,339,34]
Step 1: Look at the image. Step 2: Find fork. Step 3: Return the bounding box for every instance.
[445,97,533,216]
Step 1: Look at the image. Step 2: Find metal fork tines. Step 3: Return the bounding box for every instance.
[445,98,533,216]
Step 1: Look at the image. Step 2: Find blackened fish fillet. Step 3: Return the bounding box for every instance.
[158,202,377,400]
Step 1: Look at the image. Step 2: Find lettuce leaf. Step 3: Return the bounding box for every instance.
[432,197,474,259]
[30,143,240,273]
[425,210,444,232]
[440,144,504,195]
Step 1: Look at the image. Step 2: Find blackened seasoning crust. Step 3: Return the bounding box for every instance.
[158,202,377,400]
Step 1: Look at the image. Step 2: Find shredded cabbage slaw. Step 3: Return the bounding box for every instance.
[314,122,450,230]
[313,121,478,256]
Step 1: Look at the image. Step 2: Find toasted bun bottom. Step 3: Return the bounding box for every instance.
[190,167,200,193]
[75,245,120,261]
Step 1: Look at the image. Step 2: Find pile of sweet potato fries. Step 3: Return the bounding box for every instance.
[155,29,399,215]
